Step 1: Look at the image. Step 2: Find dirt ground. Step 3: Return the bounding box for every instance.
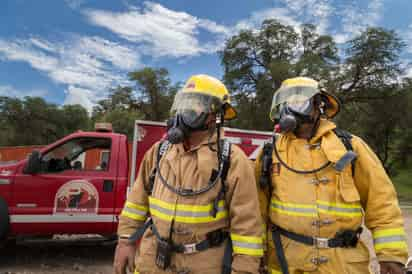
[0,210,411,274]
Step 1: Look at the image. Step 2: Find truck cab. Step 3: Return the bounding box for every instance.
[0,124,129,240]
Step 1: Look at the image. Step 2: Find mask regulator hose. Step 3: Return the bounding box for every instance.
[271,133,331,175]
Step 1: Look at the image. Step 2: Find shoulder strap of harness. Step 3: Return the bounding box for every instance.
[146,140,170,195]
[332,128,356,174]
[259,139,274,190]
[333,128,353,152]
[211,139,231,218]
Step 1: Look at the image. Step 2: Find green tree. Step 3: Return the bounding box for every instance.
[0,97,90,146]
[221,20,339,130]
[221,20,409,171]
[129,67,178,121]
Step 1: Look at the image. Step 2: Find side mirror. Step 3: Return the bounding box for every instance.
[23,150,41,174]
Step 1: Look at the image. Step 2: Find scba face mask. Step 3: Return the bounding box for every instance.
[270,84,321,133]
[277,97,316,133]
[166,112,209,144]
[167,92,221,144]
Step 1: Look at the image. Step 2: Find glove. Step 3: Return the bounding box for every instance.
[379,261,404,274]
[114,238,136,274]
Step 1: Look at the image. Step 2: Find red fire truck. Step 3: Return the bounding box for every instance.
[0,120,271,242]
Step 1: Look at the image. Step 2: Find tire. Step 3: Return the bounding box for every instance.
[0,198,9,242]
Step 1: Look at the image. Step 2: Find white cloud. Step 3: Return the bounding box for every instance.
[0,85,49,98]
[85,1,229,57]
[333,0,384,43]
[235,7,300,32]
[231,0,334,40]
[234,0,382,45]
[404,24,412,53]
[279,0,334,34]
[0,39,59,71]
[63,86,95,111]
[0,36,141,111]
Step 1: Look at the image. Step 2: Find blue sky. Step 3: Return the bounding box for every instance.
[1,0,412,111]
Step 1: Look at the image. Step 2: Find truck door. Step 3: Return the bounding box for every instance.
[11,136,119,235]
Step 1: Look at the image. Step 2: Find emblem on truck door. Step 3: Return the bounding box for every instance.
[54,180,99,214]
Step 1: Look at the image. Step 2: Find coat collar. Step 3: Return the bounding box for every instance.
[276,119,347,163]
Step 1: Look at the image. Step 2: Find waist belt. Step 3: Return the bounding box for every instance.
[151,221,228,254]
[271,224,362,274]
[274,225,363,249]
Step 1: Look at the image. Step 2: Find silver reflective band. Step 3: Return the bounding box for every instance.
[232,241,263,250]
[317,204,362,214]
[149,203,226,217]
[272,203,317,214]
[374,235,406,244]
[122,207,147,216]
[16,203,37,208]
[10,214,115,223]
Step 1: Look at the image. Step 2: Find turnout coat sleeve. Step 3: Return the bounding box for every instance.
[117,143,158,237]
[352,136,409,264]
[226,145,264,274]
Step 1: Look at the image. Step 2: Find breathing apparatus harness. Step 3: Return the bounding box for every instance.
[132,106,233,274]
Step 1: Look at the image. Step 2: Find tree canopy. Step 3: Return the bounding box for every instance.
[1,21,411,173]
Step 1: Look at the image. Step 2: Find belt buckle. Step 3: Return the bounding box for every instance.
[183,243,198,254]
[315,237,329,249]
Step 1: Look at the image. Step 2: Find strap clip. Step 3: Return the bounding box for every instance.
[183,243,198,254]
[315,237,329,249]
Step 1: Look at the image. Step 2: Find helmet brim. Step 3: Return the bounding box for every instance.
[224,104,237,120]
[322,92,340,118]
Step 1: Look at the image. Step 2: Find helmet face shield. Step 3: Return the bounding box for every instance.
[170,92,222,128]
[270,86,319,120]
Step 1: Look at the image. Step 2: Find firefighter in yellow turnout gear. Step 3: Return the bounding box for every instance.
[114,74,263,274]
[256,77,408,274]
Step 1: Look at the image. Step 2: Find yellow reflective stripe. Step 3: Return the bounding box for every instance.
[150,207,228,223]
[121,201,148,221]
[373,228,406,238]
[271,198,317,217]
[374,241,408,252]
[231,233,262,244]
[120,210,147,221]
[148,197,228,223]
[134,270,139,274]
[316,200,361,209]
[231,233,263,257]
[232,246,263,256]
[271,206,317,217]
[317,208,362,217]
[373,228,408,251]
[149,197,225,212]
[125,201,148,212]
[271,198,362,217]
[272,198,316,209]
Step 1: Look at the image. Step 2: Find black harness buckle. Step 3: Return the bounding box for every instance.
[335,227,363,248]
[207,230,228,247]
[156,238,172,270]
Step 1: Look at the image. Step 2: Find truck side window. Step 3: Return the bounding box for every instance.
[40,138,111,173]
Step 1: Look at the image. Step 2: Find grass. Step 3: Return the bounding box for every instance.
[392,168,412,203]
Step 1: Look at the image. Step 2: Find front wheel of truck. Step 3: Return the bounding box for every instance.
[0,198,10,243]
